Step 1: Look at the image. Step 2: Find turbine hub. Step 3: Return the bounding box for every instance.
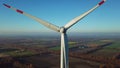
[60,27,66,33]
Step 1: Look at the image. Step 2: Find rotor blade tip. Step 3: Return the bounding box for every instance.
[99,0,105,5]
[3,3,11,8]
[16,9,23,14]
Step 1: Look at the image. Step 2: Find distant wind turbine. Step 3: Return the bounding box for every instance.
[3,0,106,68]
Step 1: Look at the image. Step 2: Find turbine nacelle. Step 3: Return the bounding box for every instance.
[60,27,67,33]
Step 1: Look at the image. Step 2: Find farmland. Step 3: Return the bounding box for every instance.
[91,41,120,57]
[49,42,77,50]
[0,36,120,68]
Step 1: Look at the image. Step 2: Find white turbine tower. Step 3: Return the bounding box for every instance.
[3,0,106,68]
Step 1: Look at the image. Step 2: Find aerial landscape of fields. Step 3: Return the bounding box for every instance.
[1,0,120,68]
[0,35,120,68]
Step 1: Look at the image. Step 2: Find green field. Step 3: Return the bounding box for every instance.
[91,41,120,57]
[49,42,77,50]
[105,41,120,49]
[88,41,105,45]
[88,40,113,46]
[99,41,120,53]
[1,49,35,57]
[49,45,75,51]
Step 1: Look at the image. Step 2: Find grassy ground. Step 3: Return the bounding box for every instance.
[49,42,77,51]
[0,49,35,57]
[105,41,120,49]
[49,45,75,51]
[88,40,112,46]
[90,41,120,57]
[88,41,105,45]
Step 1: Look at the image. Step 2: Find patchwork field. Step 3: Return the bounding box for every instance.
[0,36,120,68]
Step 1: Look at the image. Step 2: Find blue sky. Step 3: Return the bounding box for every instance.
[0,0,120,35]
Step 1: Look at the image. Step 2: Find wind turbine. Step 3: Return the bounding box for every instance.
[3,0,106,68]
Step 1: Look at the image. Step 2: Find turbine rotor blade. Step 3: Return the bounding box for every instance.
[3,4,60,32]
[61,33,69,68]
[64,0,106,29]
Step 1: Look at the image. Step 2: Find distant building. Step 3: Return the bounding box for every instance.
[78,45,88,49]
